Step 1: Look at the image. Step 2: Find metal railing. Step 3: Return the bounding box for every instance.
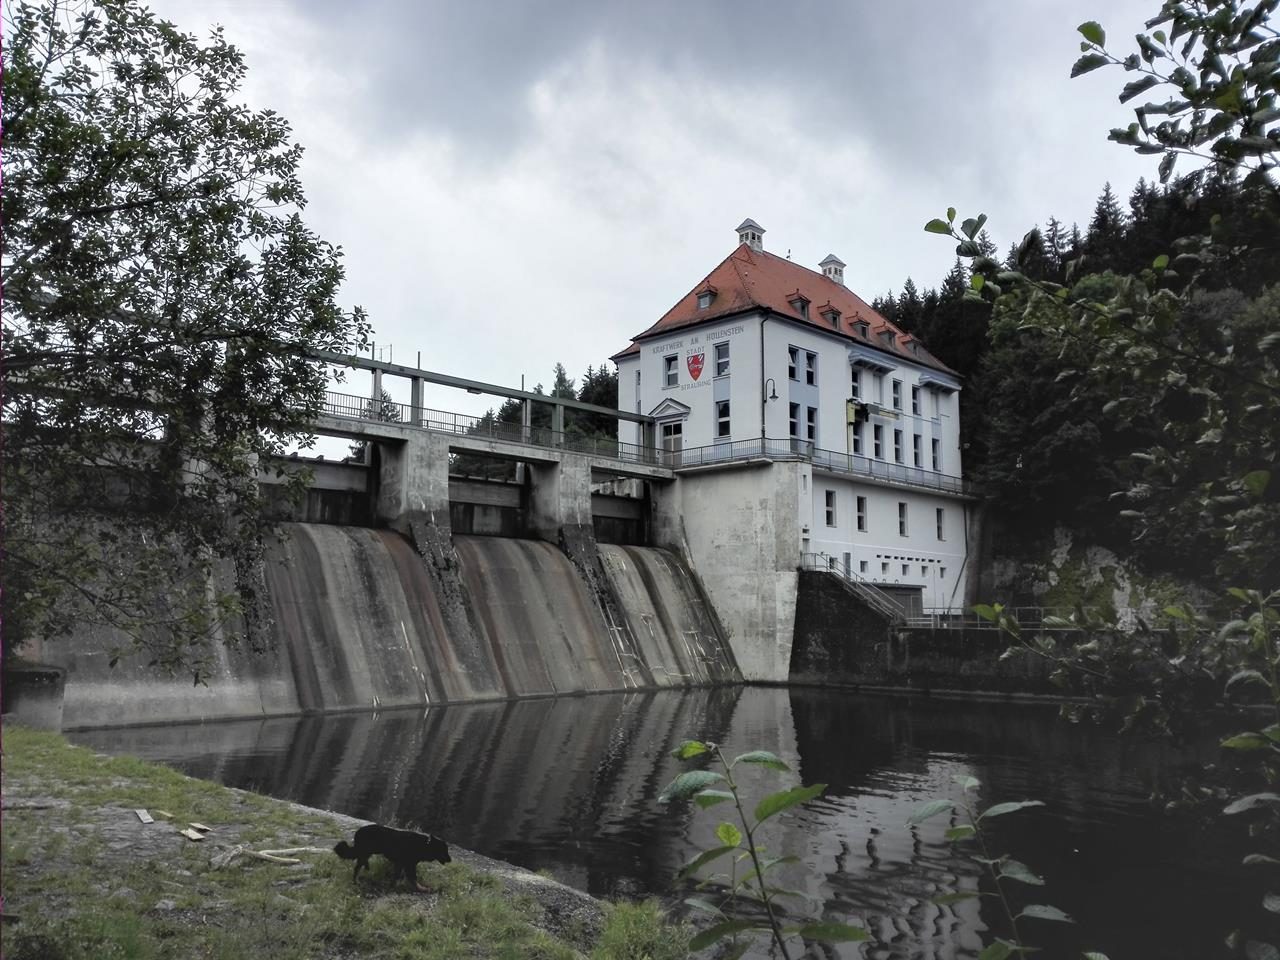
[319,391,978,494]
[801,553,906,623]
[901,607,1101,631]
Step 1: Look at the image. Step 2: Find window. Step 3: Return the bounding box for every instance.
[856,495,867,532]
[788,347,798,380]
[788,403,800,438]
[892,379,902,410]
[913,433,922,467]
[873,372,885,404]
[859,560,868,573]
[806,406,817,441]
[898,501,908,536]
[824,490,836,526]
[940,566,947,579]
[661,421,682,451]
[894,429,903,463]
[921,565,929,577]
[932,438,941,471]
[936,507,945,540]
[634,370,641,412]
[902,563,910,576]
[805,352,817,385]
[850,369,860,400]
[843,552,852,572]
[911,385,921,415]
[716,400,731,438]
[852,421,863,455]
[664,355,678,387]
[873,425,883,459]
[715,341,730,377]
[791,297,810,319]
[697,290,715,309]
[881,561,890,575]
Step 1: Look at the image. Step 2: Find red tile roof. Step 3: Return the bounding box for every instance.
[611,243,955,375]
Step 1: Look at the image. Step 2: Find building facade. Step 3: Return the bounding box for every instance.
[612,219,973,612]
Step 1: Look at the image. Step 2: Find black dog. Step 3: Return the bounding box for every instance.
[333,824,451,891]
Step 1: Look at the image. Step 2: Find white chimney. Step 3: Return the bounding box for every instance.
[820,254,846,285]
[736,218,765,252]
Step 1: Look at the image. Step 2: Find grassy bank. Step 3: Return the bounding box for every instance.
[1,724,689,960]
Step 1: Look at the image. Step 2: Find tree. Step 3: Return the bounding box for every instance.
[1083,182,1127,269]
[895,278,924,334]
[2,0,368,677]
[348,390,401,462]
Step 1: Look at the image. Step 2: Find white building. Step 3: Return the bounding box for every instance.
[613,219,973,613]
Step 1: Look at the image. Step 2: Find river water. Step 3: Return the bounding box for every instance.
[72,687,1269,958]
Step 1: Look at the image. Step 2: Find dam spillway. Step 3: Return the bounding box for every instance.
[50,522,740,728]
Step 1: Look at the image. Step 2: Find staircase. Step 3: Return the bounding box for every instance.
[800,553,905,624]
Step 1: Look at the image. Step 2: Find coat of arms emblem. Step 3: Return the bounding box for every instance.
[686,352,705,380]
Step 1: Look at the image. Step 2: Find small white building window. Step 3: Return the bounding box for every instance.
[892,379,902,410]
[697,290,716,310]
[898,501,908,536]
[912,385,921,415]
[714,341,730,377]
[913,433,922,467]
[856,495,867,532]
[940,566,947,579]
[921,565,929,577]
[852,421,863,455]
[788,403,800,438]
[902,563,910,576]
[635,370,641,412]
[932,438,942,471]
[806,406,817,441]
[850,369,860,400]
[805,352,818,386]
[859,560,868,573]
[716,400,731,438]
[873,372,885,404]
[873,425,883,459]
[936,507,945,540]
[788,346,798,381]
[824,490,837,527]
[894,429,903,464]
[881,561,890,575]
[664,355,678,388]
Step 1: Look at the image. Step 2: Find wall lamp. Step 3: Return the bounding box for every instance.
[763,378,779,401]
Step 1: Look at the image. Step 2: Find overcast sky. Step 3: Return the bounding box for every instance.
[151,0,1159,444]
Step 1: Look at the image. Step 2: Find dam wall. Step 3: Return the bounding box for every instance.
[47,522,739,729]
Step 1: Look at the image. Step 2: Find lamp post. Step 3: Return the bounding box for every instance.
[760,377,779,441]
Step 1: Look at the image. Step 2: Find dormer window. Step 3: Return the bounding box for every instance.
[820,303,841,328]
[788,292,810,320]
[854,321,870,339]
[879,329,895,347]
[696,284,717,310]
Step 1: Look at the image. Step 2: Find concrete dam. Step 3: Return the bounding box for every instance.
[51,522,740,729]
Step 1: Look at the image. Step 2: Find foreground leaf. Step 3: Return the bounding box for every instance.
[978,941,1014,960]
[688,920,764,951]
[945,825,976,842]
[677,845,737,879]
[659,770,725,803]
[715,822,742,848]
[694,789,735,809]
[682,897,724,917]
[979,800,1045,820]
[784,921,870,942]
[935,890,982,905]
[1225,793,1280,814]
[673,740,710,760]
[907,799,955,825]
[754,783,826,825]
[1019,903,1075,923]
[732,750,789,772]
[999,858,1045,885]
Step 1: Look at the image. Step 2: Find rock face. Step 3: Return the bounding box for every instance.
[41,522,740,729]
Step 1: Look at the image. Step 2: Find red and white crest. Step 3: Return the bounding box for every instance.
[686,352,705,380]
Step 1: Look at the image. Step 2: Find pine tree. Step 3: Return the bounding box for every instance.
[896,278,924,334]
[977,229,999,259]
[940,259,968,300]
[1042,217,1067,279]
[1085,182,1127,270]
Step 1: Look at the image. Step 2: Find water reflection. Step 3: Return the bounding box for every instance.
[74,688,1257,959]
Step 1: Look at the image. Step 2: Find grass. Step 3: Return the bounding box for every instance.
[2,725,690,960]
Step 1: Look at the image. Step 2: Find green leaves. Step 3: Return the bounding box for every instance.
[732,750,789,772]
[782,922,870,942]
[693,789,735,809]
[1243,470,1271,497]
[672,739,710,760]
[715,821,742,848]
[659,770,725,803]
[978,941,1015,960]
[945,825,977,842]
[979,800,1045,820]
[1225,793,1280,814]
[907,799,955,825]
[677,845,738,880]
[1071,53,1110,77]
[1120,75,1160,103]
[1018,903,1075,923]
[1221,733,1272,752]
[998,858,1045,885]
[935,890,982,905]
[1077,21,1106,46]
[754,783,826,825]
[925,218,954,235]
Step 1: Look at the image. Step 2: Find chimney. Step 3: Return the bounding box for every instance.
[736,218,765,252]
[820,254,845,285]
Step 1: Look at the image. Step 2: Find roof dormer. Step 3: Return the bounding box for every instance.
[787,289,810,320]
[853,319,870,339]
[819,302,841,328]
[696,281,718,310]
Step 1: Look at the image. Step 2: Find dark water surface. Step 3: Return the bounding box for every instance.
[73,687,1271,958]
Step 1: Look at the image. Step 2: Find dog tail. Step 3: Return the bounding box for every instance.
[333,840,357,860]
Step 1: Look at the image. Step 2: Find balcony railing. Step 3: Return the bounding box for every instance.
[318,390,978,494]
